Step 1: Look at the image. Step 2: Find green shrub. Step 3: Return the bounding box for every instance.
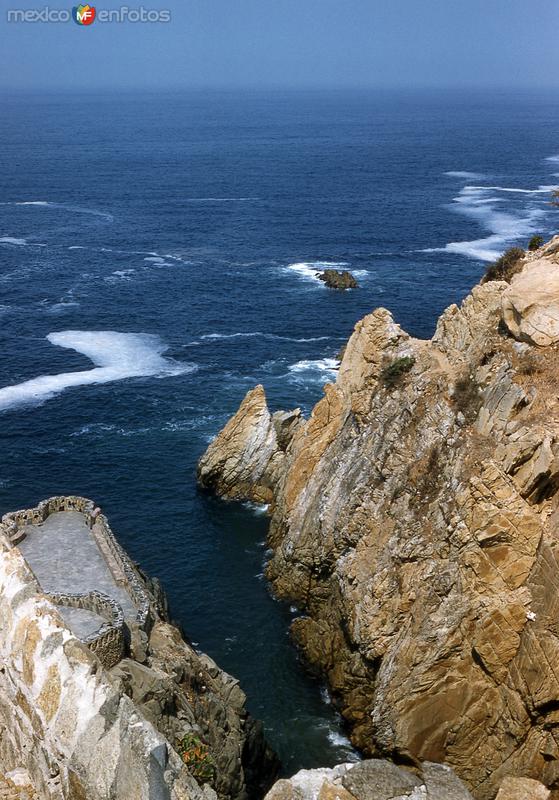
[381,355,415,387]
[527,235,544,251]
[177,734,216,784]
[481,247,525,284]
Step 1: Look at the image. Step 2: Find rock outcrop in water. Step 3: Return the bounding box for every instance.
[0,501,278,800]
[198,237,559,798]
[317,270,358,290]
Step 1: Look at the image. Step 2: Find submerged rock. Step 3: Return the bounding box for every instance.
[318,269,358,290]
[198,237,559,798]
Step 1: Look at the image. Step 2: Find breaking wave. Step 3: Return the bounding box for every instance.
[285,261,350,283]
[444,170,487,179]
[421,182,556,261]
[0,331,194,412]
[8,201,114,221]
[200,332,332,343]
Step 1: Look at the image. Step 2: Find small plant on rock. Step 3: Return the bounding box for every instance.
[177,733,216,784]
[481,247,525,284]
[381,355,416,387]
[528,235,544,251]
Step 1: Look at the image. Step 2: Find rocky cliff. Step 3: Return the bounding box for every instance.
[198,237,559,799]
[0,514,278,800]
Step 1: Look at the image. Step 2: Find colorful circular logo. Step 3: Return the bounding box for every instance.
[72,5,96,25]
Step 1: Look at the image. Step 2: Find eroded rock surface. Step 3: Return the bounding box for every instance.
[197,384,301,504]
[264,759,474,800]
[199,241,559,798]
[0,520,278,800]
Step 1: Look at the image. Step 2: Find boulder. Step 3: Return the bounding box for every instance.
[494,776,550,799]
[264,759,474,800]
[318,270,358,290]
[501,258,559,346]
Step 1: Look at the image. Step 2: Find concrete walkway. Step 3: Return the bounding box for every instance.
[18,511,136,637]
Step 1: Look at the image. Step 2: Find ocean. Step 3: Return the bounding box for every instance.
[1,87,558,772]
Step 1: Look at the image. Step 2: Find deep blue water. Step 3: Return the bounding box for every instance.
[1,88,558,772]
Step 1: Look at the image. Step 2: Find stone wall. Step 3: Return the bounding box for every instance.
[0,531,211,800]
[1,495,150,631]
[44,590,125,669]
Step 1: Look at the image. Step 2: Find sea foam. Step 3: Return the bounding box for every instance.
[422,183,555,261]
[285,261,350,283]
[0,331,193,412]
[444,170,487,179]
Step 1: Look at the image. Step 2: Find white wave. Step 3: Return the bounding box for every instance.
[327,730,353,748]
[285,261,350,283]
[242,501,269,515]
[288,358,339,378]
[184,197,259,202]
[424,183,554,262]
[143,256,175,267]
[200,332,331,343]
[0,331,194,412]
[465,184,558,195]
[105,269,136,283]
[0,236,27,245]
[546,155,559,163]
[46,301,81,315]
[444,170,487,179]
[14,201,113,221]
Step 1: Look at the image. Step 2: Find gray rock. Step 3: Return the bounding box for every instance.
[341,760,422,800]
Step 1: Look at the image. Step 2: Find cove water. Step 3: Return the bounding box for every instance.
[1,88,558,772]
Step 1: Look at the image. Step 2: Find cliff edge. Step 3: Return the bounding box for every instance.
[198,236,559,799]
[0,498,278,800]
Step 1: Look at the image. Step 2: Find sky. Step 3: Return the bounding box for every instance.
[0,0,558,91]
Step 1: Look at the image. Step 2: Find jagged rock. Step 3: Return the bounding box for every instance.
[501,258,559,346]
[494,776,550,799]
[199,239,559,799]
[264,759,474,800]
[0,518,278,800]
[318,270,358,290]
[197,384,301,503]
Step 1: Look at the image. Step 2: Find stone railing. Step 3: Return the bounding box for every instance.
[45,590,125,669]
[1,495,151,632]
[91,512,151,630]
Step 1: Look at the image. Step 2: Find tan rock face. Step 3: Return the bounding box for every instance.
[494,776,550,800]
[502,258,559,346]
[197,384,302,504]
[199,242,559,798]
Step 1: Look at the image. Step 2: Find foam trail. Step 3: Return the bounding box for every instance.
[0,237,27,245]
[14,201,113,221]
[421,183,553,261]
[444,171,487,179]
[200,332,332,343]
[0,331,193,412]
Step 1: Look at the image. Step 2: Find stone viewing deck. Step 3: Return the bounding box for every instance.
[0,496,150,668]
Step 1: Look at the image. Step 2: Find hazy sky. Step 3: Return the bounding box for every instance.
[1,0,558,90]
